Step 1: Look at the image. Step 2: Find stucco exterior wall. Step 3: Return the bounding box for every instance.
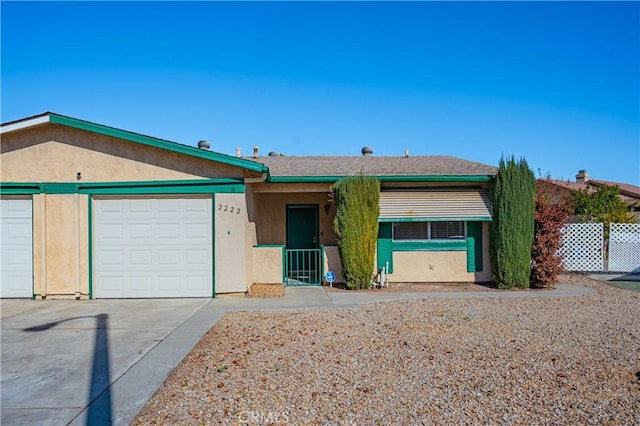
[215,193,248,293]
[1,124,244,182]
[323,246,344,284]
[252,192,336,246]
[41,195,75,296]
[389,251,470,282]
[252,246,284,284]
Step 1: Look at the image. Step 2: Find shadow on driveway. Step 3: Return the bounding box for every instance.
[24,313,113,425]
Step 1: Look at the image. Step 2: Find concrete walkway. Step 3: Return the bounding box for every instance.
[1,283,595,425]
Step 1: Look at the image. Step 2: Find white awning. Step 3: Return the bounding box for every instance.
[379,189,492,221]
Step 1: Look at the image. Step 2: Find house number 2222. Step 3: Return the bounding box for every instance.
[218,204,241,214]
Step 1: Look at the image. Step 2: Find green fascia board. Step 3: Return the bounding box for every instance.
[84,184,243,195]
[392,240,467,251]
[0,183,44,194]
[2,180,244,194]
[379,217,492,222]
[269,175,493,184]
[45,183,78,194]
[48,113,268,173]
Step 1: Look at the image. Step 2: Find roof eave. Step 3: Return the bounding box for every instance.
[268,175,494,183]
[1,112,269,174]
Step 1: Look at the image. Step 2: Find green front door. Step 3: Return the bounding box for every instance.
[286,205,321,285]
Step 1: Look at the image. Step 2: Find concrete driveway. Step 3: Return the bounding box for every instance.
[0,284,595,425]
[1,298,220,425]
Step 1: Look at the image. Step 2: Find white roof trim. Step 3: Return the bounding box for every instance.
[0,115,50,134]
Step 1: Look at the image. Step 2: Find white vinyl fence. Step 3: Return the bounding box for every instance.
[558,223,604,272]
[559,222,640,273]
[608,223,640,273]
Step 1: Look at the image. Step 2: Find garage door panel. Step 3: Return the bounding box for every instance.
[186,275,209,291]
[94,197,212,298]
[186,249,209,265]
[1,198,33,298]
[1,199,32,217]
[129,249,153,266]
[157,223,180,239]
[129,275,153,292]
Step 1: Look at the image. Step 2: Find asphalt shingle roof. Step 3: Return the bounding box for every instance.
[247,155,496,177]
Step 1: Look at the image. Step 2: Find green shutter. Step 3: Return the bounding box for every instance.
[377,222,393,273]
[466,222,483,272]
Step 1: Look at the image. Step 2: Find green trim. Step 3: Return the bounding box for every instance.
[466,237,476,272]
[83,183,243,195]
[48,113,268,173]
[377,222,394,273]
[211,194,216,298]
[379,217,492,222]
[270,175,493,183]
[466,222,484,272]
[1,180,244,195]
[320,244,325,283]
[253,244,286,248]
[45,183,78,194]
[30,195,35,299]
[392,240,467,251]
[0,183,44,194]
[88,195,93,300]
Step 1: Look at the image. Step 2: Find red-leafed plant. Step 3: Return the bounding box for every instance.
[530,191,571,288]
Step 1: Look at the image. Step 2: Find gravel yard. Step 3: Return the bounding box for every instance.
[134,275,640,425]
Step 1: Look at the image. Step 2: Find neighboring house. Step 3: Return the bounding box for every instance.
[537,170,640,221]
[0,112,496,299]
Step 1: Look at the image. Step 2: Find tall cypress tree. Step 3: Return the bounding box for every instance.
[489,156,536,289]
[332,175,380,290]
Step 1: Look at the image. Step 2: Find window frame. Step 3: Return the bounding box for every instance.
[392,221,467,242]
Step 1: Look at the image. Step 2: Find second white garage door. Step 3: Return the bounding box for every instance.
[93,197,212,298]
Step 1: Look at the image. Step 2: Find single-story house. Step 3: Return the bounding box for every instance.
[1,112,496,299]
[537,170,640,222]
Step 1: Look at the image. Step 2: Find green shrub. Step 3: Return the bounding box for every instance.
[572,185,637,232]
[332,175,380,290]
[489,156,536,289]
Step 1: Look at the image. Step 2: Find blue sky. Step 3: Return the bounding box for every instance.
[2,1,639,185]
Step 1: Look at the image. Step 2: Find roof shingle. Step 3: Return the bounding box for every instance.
[247,155,496,177]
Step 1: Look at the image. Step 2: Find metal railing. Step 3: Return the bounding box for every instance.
[285,248,322,285]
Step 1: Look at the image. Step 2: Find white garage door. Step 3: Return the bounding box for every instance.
[0,197,33,298]
[93,197,213,298]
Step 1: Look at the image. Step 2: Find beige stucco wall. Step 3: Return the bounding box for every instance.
[252,191,337,246]
[323,245,344,284]
[389,251,472,282]
[252,246,284,284]
[215,193,249,293]
[1,124,244,182]
[32,194,89,298]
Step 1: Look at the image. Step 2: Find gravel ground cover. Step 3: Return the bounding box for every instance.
[134,275,640,425]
